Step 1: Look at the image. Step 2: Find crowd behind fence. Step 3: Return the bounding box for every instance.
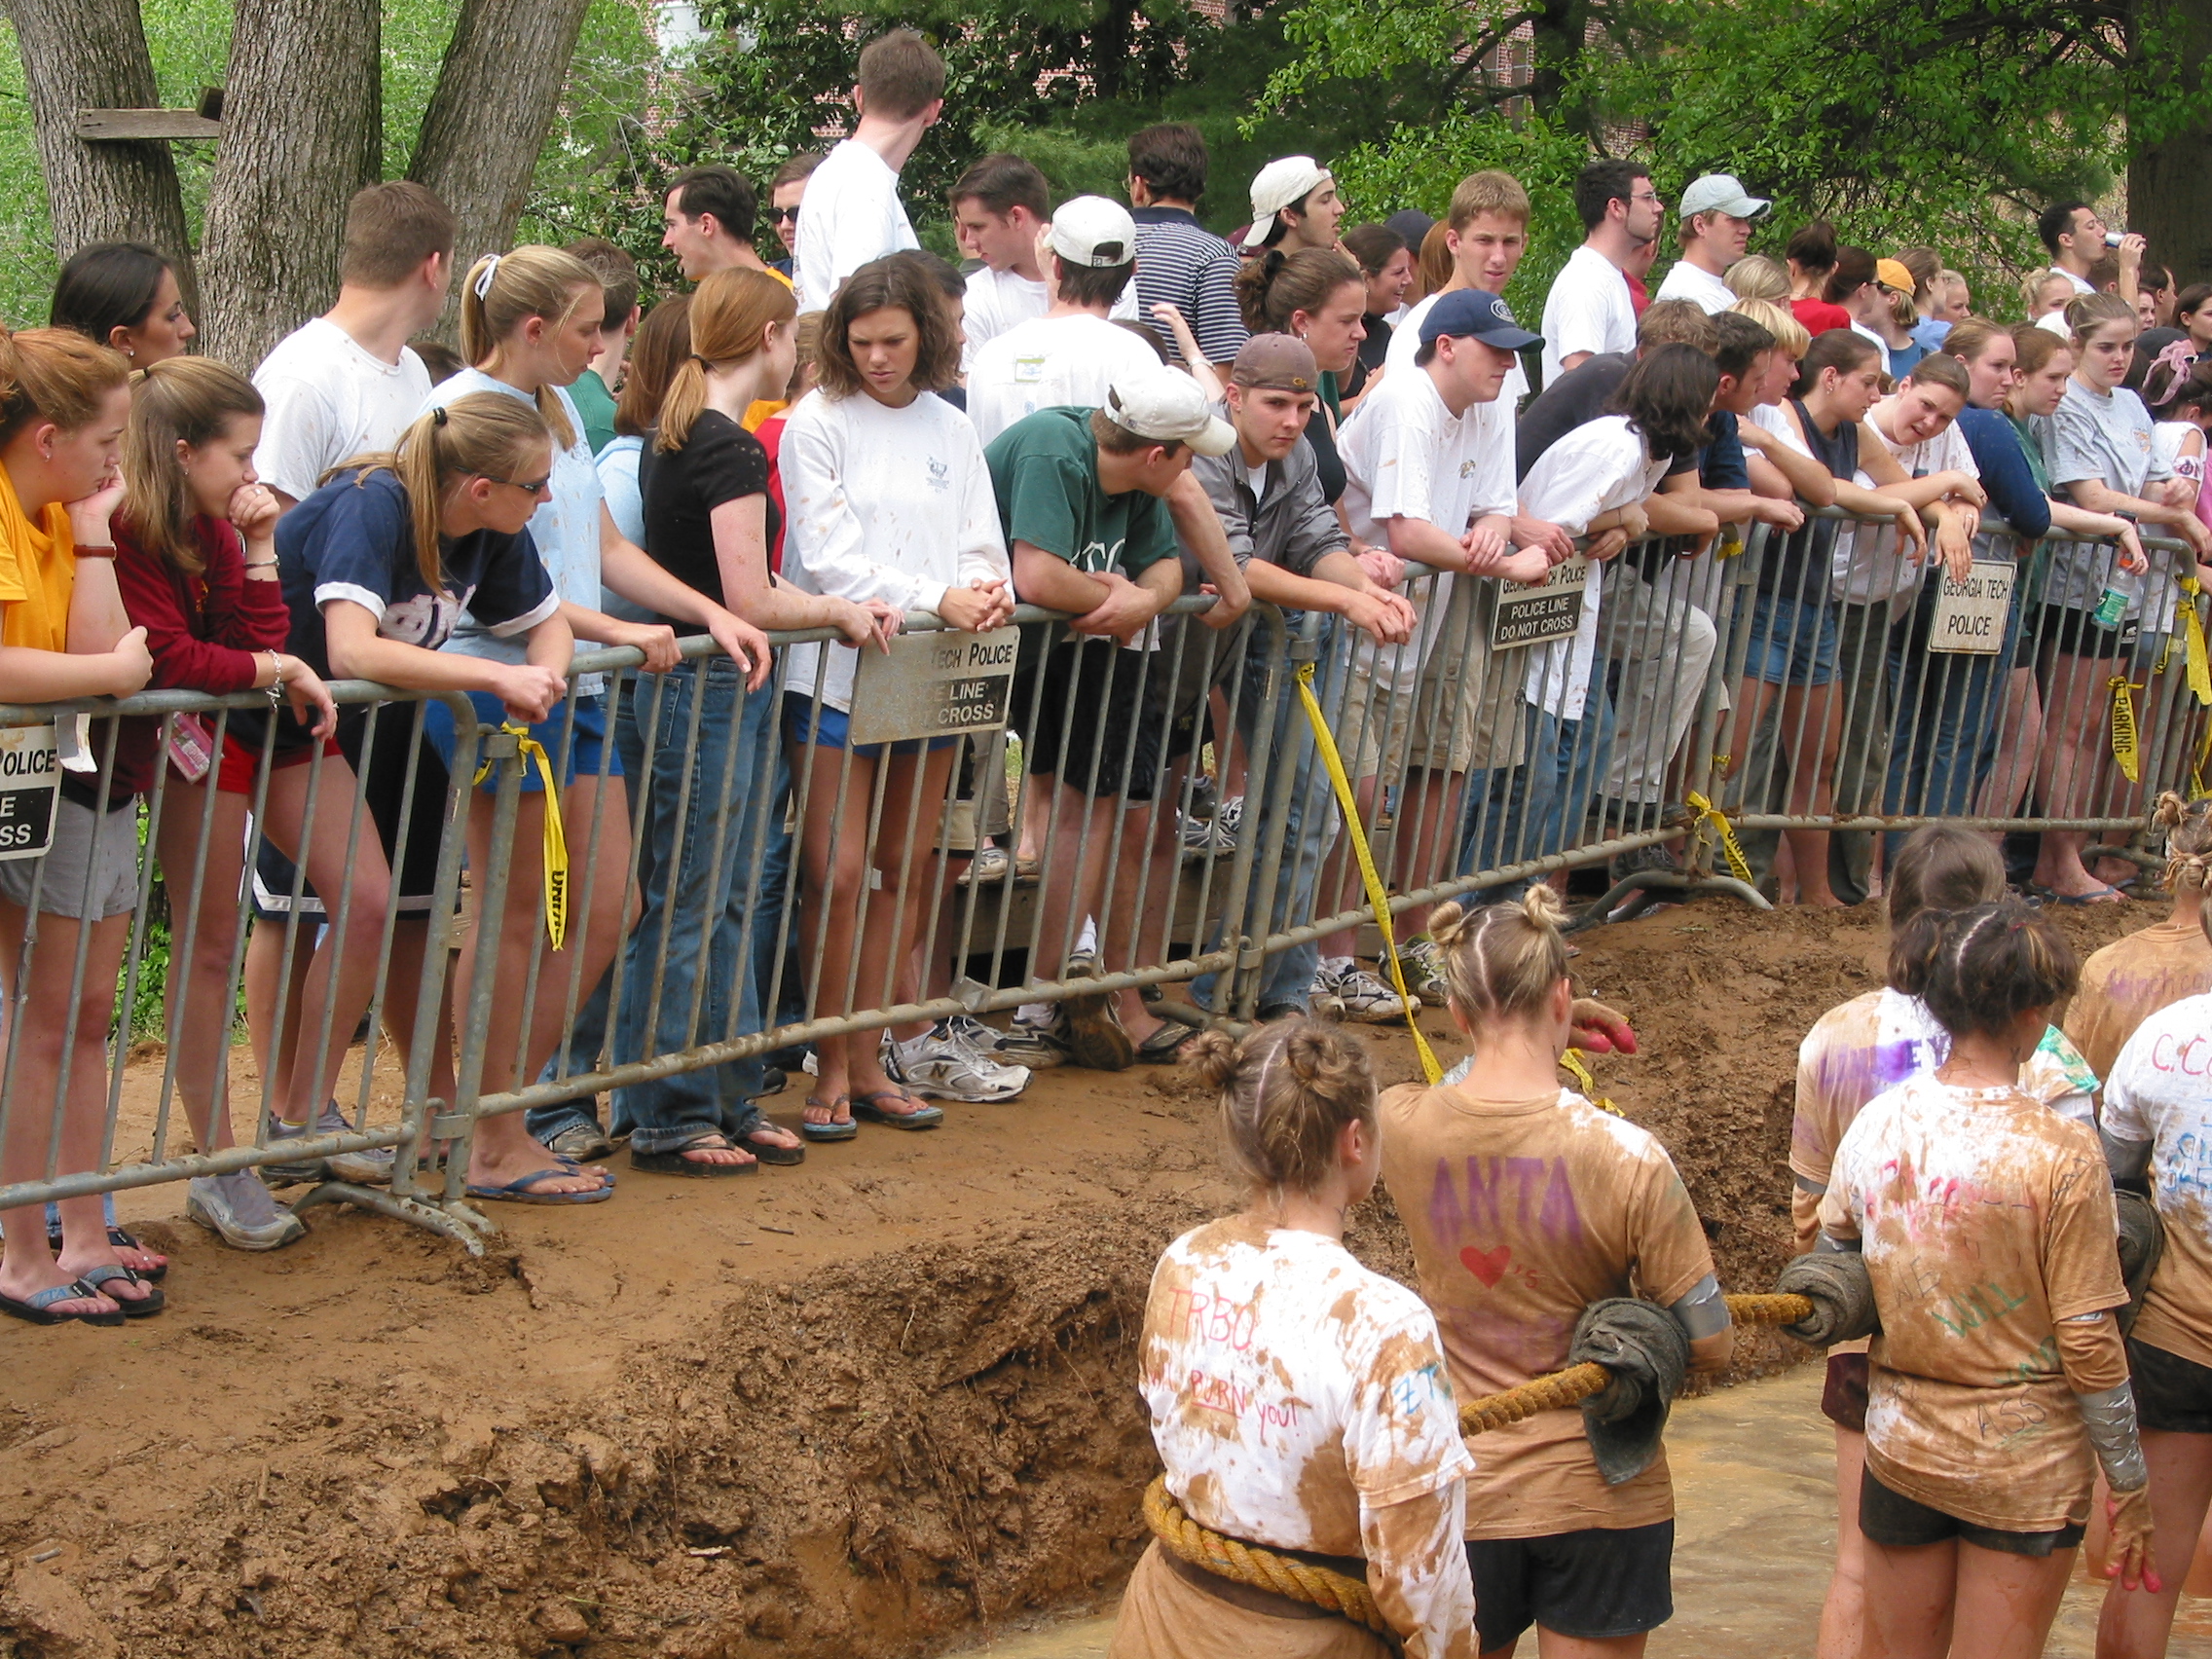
[0,509,2201,1247]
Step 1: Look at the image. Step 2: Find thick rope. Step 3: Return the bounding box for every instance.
[1455,1294,1813,1436]
[1142,1475,1395,1640]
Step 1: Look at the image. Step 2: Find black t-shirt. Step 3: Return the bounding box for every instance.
[1344,313,1393,400]
[638,409,777,622]
[1304,406,1346,504]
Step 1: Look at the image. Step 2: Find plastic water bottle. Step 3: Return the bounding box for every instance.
[2092,559,2144,629]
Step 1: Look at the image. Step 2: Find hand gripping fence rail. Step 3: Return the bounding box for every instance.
[0,513,2201,1250]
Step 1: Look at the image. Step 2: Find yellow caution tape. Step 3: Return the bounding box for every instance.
[1684,792,1754,885]
[2181,576,2211,707]
[2194,709,2212,800]
[1558,1048,1622,1117]
[2110,677,2143,785]
[474,721,569,949]
[1294,663,1441,1086]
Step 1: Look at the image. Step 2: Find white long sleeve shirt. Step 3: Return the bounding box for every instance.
[778,387,1010,712]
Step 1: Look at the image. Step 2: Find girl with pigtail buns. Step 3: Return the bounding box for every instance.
[1114,1018,1476,1659]
[2065,792,2212,1081]
[1379,885,1727,1659]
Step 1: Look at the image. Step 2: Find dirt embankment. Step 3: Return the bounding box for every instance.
[0,899,2145,1657]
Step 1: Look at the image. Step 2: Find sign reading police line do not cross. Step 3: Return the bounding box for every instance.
[0,723,61,861]
[1491,555,1590,650]
[1928,560,2016,654]
[849,626,1020,746]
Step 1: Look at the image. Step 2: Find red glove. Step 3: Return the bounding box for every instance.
[1569,998,1638,1056]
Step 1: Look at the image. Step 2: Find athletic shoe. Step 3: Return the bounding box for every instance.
[1398,938,1450,1009]
[993,1014,1072,1069]
[186,1171,305,1250]
[889,1023,1031,1102]
[1180,812,1233,861]
[1059,955,1134,1071]
[544,1121,618,1163]
[1607,840,1681,885]
[1215,795,1243,849]
[942,1014,1024,1059]
[1306,971,1347,1019]
[1328,962,1410,1024]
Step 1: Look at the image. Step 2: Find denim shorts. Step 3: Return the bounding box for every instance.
[423,691,621,793]
[781,693,954,758]
[1748,590,1839,687]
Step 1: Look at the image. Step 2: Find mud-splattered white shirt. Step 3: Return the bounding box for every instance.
[1378,1084,1714,1539]
[2065,922,2212,1085]
[2103,992,2212,1371]
[1820,1073,2125,1531]
[1138,1214,1475,1656]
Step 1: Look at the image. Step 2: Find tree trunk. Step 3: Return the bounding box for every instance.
[196,0,381,371]
[0,0,199,318]
[407,0,596,336]
[2127,0,2212,285]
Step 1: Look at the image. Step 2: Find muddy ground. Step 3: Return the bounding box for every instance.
[0,897,2144,1658]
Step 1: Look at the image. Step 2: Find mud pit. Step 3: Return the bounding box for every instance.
[0,899,2145,1657]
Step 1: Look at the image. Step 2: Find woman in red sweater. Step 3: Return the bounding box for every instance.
[113,358,339,1251]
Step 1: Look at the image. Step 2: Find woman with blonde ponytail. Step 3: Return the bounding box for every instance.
[270,390,611,1205]
[1379,885,1726,1657]
[428,248,772,1171]
[2066,793,2212,1080]
[1110,1017,1476,1659]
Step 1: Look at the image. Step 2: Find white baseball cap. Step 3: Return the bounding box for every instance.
[1677,173,1770,221]
[1104,366,1237,457]
[1049,195,1138,268]
[1242,156,1332,249]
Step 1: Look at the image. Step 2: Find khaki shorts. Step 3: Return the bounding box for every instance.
[1409,576,1526,774]
[0,793,141,921]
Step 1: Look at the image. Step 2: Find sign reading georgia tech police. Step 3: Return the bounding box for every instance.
[0,723,60,861]
[849,627,1020,746]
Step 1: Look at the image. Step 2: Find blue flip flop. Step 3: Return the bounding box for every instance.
[0,1279,126,1327]
[76,1263,163,1319]
[800,1095,858,1142]
[850,1088,944,1131]
[464,1168,615,1205]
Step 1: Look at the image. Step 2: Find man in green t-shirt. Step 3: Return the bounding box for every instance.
[564,237,641,456]
[982,366,1247,1070]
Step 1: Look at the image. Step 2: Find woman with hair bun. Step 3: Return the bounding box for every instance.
[1380,885,1728,1659]
[50,241,195,366]
[2066,793,2212,1081]
[1823,899,2152,1657]
[1114,1016,1475,1658]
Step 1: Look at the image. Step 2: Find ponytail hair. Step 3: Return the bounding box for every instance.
[2151,793,2212,935]
[1428,886,1571,1025]
[337,391,550,592]
[614,294,691,441]
[1234,246,1362,336]
[457,244,601,451]
[1884,825,2005,935]
[655,268,795,454]
[1185,1016,1377,1198]
[1899,350,1969,401]
[1789,328,1880,398]
[120,356,264,575]
[2065,292,2136,348]
[1888,899,2078,1041]
[0,326,131,449]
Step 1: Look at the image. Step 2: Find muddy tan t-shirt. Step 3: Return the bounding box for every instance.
[2103,992,2212,1370]
[1378,1084,1714,1539]
[1820,1074,2125,1531]
[2065,921,2212,1083]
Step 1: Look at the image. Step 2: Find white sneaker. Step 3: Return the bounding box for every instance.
[1397,937,1451,1009]
[889,1023,1031,1102]
[943,1014,1019,1058]
[1333,963,1409,1023]
[993,1014,1071,1069]
[1216,795,1243,849]
[187,1171,306,1250]
[1307,967,1346,1019]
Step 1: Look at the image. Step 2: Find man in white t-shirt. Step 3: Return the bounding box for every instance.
[950,153,1053,372]
[661,166,785,285]
[965,198,1163,446]
[793,27,944,313]
[1539,159,1660,387]
[252,181,454,509]
[1654,173,1769,314]
[2038,199,2109,300]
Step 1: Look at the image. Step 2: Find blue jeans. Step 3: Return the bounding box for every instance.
[751,743,807,1039]
[1458,694,1617,895]
[1883,575,2013,863]
[1192,615,1344,1016]
[575,659,776,1154]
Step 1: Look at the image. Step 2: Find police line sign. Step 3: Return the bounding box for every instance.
[1492,556,1590,650]
[0,723,59,861]
[1929,560,2016,655]
[850,626,1020,745]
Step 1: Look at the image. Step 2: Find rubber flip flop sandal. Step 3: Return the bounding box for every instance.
[800,1096,858,1142]
[849,1089,944,1130]
[0,1280,127,1327]
[1133,1023,1199,1064]
[46,1224,168,1281]
[463,1168,616,1204]
[2049,885,2126,906]
[76,1263,163,1319]
[553,1155,615,1187]
[627,1138,758,1177]
[739,1127,806,1166]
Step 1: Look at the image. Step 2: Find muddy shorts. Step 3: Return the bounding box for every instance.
[1821,1351,1871,1434]
[1859,1465,2084,1556]
[2128,1337,2212,1434]
[1465,1520,1674,1649]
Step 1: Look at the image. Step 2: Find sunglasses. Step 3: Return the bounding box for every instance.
[481,472,552,496]
[768,205,800,225]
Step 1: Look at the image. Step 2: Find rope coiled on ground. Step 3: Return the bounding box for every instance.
[1142,1475,1394,1640]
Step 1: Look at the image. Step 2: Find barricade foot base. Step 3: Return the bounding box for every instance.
[1568,869,1774,934]
[288,1180,498,1256]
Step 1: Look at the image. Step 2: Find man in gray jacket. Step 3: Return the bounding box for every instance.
[1183,334,1416,1019]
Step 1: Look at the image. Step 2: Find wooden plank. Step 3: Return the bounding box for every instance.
[74,108,223,141]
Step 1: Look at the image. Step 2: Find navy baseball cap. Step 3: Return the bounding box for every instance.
[1419,288,1543,351]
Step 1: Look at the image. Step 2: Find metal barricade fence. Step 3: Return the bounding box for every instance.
[1,516,2200,1249]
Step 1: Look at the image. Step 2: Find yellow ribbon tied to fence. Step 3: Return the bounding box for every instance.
[2110,677,2143,785]
[2181,576,2212,707]
[1682,792,1754,885]
[1294,663,1442,1086]
[473,721,569,949]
